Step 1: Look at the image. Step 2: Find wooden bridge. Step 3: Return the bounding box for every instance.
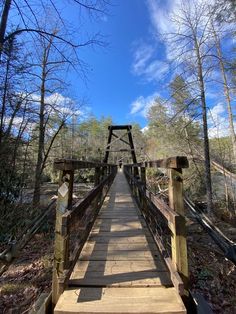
[45,126,192,313]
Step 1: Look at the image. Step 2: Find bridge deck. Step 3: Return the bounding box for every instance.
[54,171,186,314]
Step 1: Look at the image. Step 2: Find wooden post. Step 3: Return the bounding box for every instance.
[140,167,147,214]
[67,170,74,210]
[94,167,101,187]
[140,167,146,186]
[94,167,101,209]
[130,167,135,195]
[104,166,108,178]
[52,170,73,307]
[129,166,133,189]
[101,166,107,199]
[169,168,188,293]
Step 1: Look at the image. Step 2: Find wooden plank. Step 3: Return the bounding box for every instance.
[107,199,134,203]
[90,230,153,238]
[78,250,160,261]
[108,124,132,130]
[86,242,156,251]
[92,225,147,232]
[87,235,155,244]
[69,271,172,287]
[100,204,137,208]
[126,156,189,169]
[79,241,161,256]
[99,208,138,213]
[70,258,171,287]
[54,159,116,171]
[94,217,146,223]
[92,226,148,233]
[71,260,168,274]
[54,287,187,314]
[95,217,144,222]
[98,214,143,219]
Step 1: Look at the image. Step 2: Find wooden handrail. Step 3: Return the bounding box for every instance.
[125,156,189,169]
[123,156,189,296]
[54,158,116,170]
[124,170,179,229]
[51,160,117,307]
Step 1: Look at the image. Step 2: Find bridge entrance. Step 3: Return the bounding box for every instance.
[50,125,190,313]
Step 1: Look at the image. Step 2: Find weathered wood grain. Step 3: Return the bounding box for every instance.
[54,287,186,314]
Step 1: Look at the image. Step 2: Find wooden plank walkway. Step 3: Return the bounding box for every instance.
[54,171,186,314]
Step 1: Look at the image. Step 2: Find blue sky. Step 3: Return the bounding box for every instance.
[5,0,235,137]
[68,0,165,128]
[62,0,235,138]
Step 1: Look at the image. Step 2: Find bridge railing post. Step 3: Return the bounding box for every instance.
[94,166,101,186]
[134,166,139,199]
[94,166,102,208]
[131,166,135,196]
[168,167,188,293]
[140,167,147,215]
[52,169,74,307]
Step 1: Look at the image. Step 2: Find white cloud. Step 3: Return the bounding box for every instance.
[208,103,235,138]
[4,116,36,134]
[130,98,144,115]
[145,60,169,82]
[132,43,155,74]
[210,103,225,120]
[4,92,87,138]
[26,92,82,116]
[131,42,169,82]
[146,0,215,35]
[130,92,160,117]
[146,0,175,34]
[145,0,217,63]
[141,126,149,133]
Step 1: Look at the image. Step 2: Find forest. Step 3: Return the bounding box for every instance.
[0,0,236,313]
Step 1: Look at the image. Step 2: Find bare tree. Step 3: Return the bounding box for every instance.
[209,18,236,163]
[162,0,216,211]
[0,0,109,206]
[0,0,108,58]
[31,31,77,205]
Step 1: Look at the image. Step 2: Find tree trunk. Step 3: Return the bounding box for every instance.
[0,0,11,58]
[212,25,236,162]
[0,38,13,145]
[32,51,47,206]
[195,39,213,212]
[32,33,58,205]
